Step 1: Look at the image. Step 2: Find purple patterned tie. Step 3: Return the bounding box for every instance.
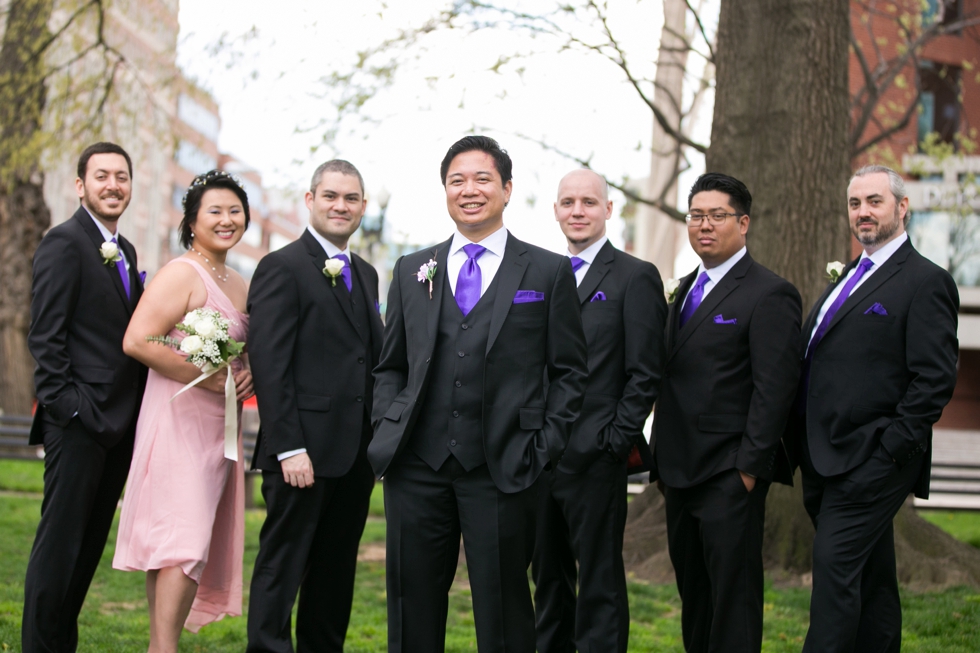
[332,254,352,292]
[805,258,874,360]
[569,256,586,273]
[679,271,709,328]
[455,244,486,316]
[111,238,130,299]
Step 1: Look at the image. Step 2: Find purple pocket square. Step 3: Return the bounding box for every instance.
[713,314,737,325]
[139,271,147,285]
[513,290,545,304]
[864,302,888,316]
[375,300,381,314]
[590,291,607,302]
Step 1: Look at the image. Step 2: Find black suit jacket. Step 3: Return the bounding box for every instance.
[248,229,383,477]
[558,240,667,474]
[789,239,959,499]
[369,231,589,493]
[653,252,802,488]
[29,207,146,447]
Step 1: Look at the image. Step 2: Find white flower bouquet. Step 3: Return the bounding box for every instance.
[147,308,244,369]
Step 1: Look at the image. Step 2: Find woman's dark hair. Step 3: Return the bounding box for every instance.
[179,170,251,249]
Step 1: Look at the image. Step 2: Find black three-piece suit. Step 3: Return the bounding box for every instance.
[246,229,383,653]
[369,231,588,653]
[532,240,666,653]
[654,251,801,653]
[23,207,146,653]
[789,238,958,653]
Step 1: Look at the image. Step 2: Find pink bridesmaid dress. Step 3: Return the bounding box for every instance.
[113,257,249,632]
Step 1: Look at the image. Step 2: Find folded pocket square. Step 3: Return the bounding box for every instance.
[864,302,888,316]
[713,314,737,325]
[590,291,607,302]
[513,290,545,304]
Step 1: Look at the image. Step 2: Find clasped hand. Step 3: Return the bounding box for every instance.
[198,366,255,401]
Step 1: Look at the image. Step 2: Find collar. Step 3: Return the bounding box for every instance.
[306,224,350,260]
[861,231,908,268]
[567,236,607,264]
[84,206,118,241]
[698,245,747,283]
[450,224,508,257]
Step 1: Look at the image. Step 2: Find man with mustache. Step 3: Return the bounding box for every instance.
[790,165,959,652]
[23,142,147,652]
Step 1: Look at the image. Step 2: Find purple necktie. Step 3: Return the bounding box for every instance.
[805,258,874,360]
[569,256,586,273]
[332,253,352,293]
[679,271,709,328]
[111,238,130,299]
[455,244,486,316]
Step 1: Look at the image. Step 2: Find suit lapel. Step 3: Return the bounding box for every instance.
[303,230,360,335]
[665,268,697,360]
[822,241,911,337]
[672,254,752,353]
[352,254,382,346]
[425,239,452,344]
[576,241,614,304]
[487,233,529,354]
[118,236,141,312]
[74,209,133,314]
[800,261,854,357]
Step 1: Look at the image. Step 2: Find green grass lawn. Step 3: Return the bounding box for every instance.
[2,460,980,651]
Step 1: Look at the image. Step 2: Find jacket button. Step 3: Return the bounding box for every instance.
[461,324,469,330]
[452,410,459,417]
[358,357,364,364]
[458,351,465,358]
[450,439,457,447]
[356,396,363,402]
[455,381,461,387]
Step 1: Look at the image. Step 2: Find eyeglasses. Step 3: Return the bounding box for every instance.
[685,212,741,226]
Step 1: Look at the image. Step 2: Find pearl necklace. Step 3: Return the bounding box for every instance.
[190,247,230,282]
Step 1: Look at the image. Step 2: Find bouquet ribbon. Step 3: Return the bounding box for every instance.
[170,360,239,462]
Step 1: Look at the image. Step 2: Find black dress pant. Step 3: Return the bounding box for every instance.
[665,469,770,653]
[246,450,375,653]
[531,454,629,653]
[22,418,134,653]
[383,451,536,653]
[801,441,922,653]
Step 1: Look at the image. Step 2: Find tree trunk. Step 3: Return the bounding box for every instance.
[0,0,54,414]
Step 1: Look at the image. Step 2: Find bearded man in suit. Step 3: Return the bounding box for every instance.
[792,164,958,653]
[369,136,588,653]
[654,172,802,653]
[531,169,666,653]
[23,142,147,653]
[246,160,383,653]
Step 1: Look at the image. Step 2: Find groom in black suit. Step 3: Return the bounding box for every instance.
[654,173,802,653]
[791,165,958,652]
[246,160,383,653]
[370,136,588,653]
[531,169,666,653]
[23,142,146,653]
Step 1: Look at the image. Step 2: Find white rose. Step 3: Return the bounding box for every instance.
[100,241,119,260]
[323,259,344,276]
[181,310,200,327]
[665,278,680,294]
[826,261,844,276]
[180,335,204,354]
[193,319,217,338]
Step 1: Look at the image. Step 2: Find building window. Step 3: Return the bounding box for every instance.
[923,0,962,27]
[917,63,961,148]
[175,141,217,175]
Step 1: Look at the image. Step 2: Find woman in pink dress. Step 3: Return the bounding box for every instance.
[114,170,254,653]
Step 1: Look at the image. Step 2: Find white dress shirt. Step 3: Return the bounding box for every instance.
[807,232,908,347]
[85,208,129,271]
[566,236,608,287]
[447,225,508,297]
[679,246,747,315]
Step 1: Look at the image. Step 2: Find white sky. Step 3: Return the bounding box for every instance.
[177,0,713,271]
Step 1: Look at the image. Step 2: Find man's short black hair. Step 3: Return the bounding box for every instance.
[440,135,513,186]
[77,142,133,179]
[687,172,752,216]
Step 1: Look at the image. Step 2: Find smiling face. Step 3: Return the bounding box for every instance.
[555,170,612,254]
[190,188,246,253]
[75,153,132,225]
[306,171,367,250]
[847,172,908,254]
[444,150,512,241]
[687,189,749,268]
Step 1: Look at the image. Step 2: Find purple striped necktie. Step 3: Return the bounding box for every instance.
[332,253,352,292]
[111,238,130,299]
[455,244,486,316]
[806,257,874,359]
[569,256,586,273]
[679,271,709,328]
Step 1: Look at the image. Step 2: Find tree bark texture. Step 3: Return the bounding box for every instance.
[0,0,54,414]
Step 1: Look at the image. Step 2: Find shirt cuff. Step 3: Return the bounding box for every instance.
[277,448,307,461]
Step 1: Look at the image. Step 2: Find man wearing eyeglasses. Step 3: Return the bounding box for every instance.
[652,172,802,653]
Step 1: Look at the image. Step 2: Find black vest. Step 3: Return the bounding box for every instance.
[411,270,498,471]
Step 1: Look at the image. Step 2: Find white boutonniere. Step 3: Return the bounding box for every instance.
[323,258,344,286]
[417,258,437,299]
[665,278,680,304]
[826,261,845,283]
[100,241,121,266]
